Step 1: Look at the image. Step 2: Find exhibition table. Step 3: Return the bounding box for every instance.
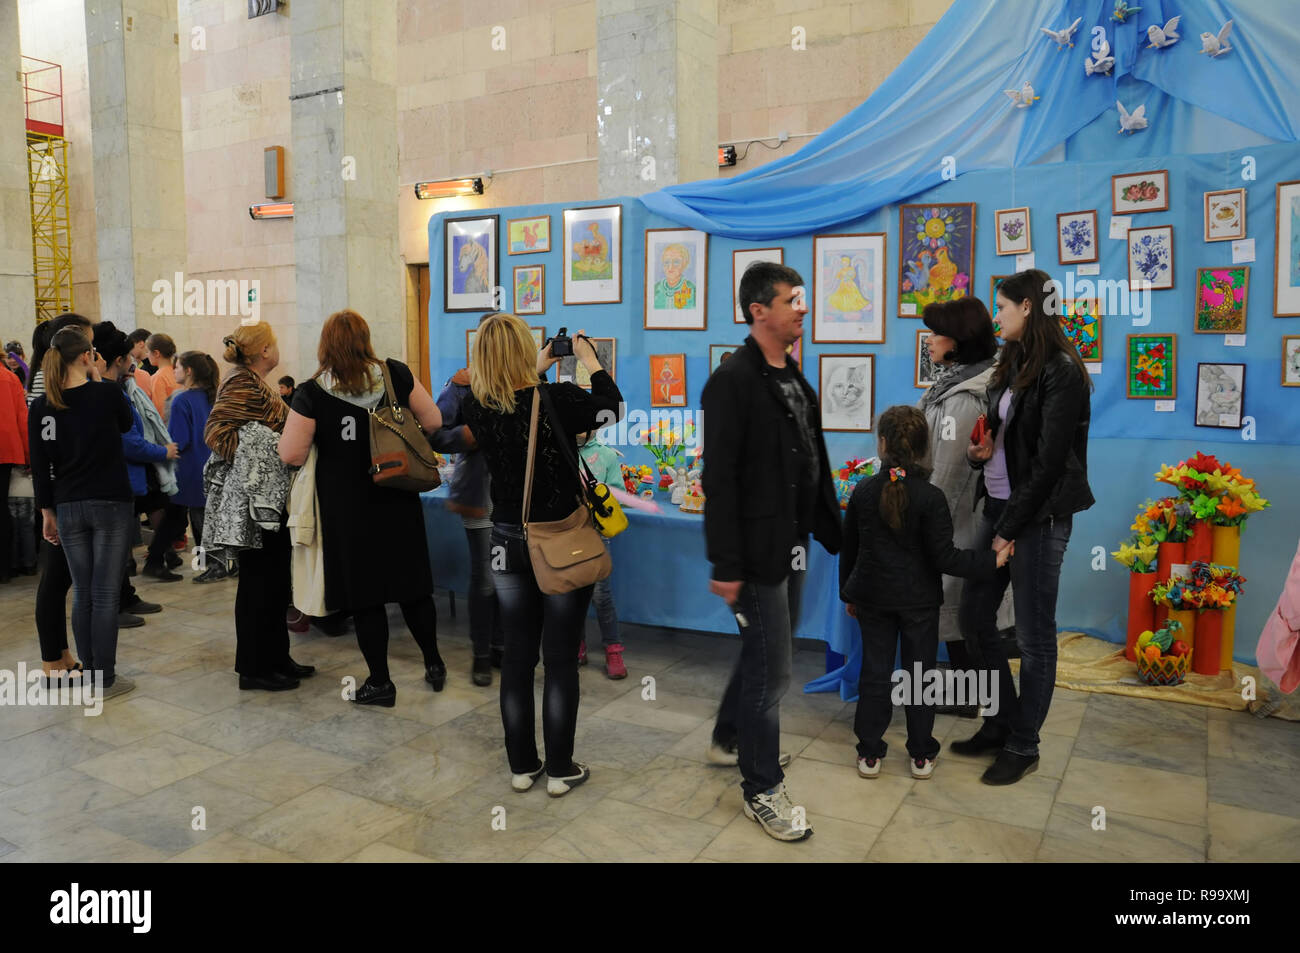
[421,488,865,699]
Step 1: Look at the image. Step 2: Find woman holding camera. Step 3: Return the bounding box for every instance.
[461,317,623,797]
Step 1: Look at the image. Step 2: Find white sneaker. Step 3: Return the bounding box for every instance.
[911,757,937,780]
[547,763,590,798]
[856,756,882,778]
[511,762,545,792]
[743,782,812,842]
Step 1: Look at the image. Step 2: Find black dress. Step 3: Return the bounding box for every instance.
[290,359,434,610]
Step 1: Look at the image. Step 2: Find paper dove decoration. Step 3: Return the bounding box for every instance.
[1111,0,1142,23]
[1004,82,1040,109]
[1199,19,1233,56]
[1146,16,1181,48]
[1117,100,1148,134]
[1085,39,1116,75]
[1041,17,1082,49]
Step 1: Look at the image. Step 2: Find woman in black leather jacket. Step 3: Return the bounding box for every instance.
[951,269,1094,785]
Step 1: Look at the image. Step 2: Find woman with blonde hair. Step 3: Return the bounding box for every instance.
[461,315,623,797]
[279,309,447,706]
[206,321,312,691]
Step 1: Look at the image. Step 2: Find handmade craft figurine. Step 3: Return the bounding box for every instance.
[1146,16,1181,48]
[1085,38,1115,75]
[1199,19,1233,56]
[670,467,689,505]
[1040,16,1081,49]
[680,479,706,513]
[1003,81,1040,108]
[1111,1,1141,23]
[1117,100,1148,135]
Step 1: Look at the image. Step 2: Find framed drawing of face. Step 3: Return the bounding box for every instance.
[444,215,499,313]
[819,354,875,432]
[733,248,784,323]
[563,205,621,305]
[1195,362,1245,429]
[645,228,708,330]
[813,233,885,342]
[1203,189,1245,242]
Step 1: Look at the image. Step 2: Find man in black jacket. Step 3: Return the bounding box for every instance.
[701,261,841,842]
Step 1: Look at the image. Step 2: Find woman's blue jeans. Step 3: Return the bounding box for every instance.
[56,499,134,684]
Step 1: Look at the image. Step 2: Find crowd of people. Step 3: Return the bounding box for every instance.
[0,261,1092,844]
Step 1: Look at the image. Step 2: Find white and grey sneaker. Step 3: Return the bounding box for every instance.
[743,782,813,842]
[856,756,882,778]
[911,757,937,780]
[511,762,546,792]
[547,762,590,798]
[706,741,792,768]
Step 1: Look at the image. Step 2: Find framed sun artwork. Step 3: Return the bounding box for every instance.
[898,203,975,318]
[1127,333,1177,400]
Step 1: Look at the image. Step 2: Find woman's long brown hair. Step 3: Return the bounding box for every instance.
[312,309,380,395]
[876,405,931,533]
[41,327,92,411]
[991,269,1090,393]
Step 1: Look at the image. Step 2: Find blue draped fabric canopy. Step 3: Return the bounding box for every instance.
[640,0,1300,239]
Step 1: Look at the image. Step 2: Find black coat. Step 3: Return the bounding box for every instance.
[840,472,996,610]
[701,335,841,584]
[980,350,1095,541]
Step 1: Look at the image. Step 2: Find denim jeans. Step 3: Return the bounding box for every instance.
[959,497,1072,757]
[713,543,807,801]
[590,538,619,646]
[464,525,503,659]
[491,522,594,777]
[853,605,941,761]
[56,499,134,684]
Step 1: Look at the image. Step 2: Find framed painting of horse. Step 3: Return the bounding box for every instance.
[445,215,499,312]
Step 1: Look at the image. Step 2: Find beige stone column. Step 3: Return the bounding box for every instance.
[290,0,400,361]
[0,0,36,347]
[83,0,186,331]
[596,0,717,197]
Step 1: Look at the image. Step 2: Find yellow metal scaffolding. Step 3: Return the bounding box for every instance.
[27,133,73,322]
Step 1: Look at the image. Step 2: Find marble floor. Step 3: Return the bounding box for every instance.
[1,561,1298,864]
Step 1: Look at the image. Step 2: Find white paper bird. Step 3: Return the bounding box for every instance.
[1117,100,1148,134]
[1146,16,1181,48]
[1085,39,1116,75]
[1041,16,1082,49]
[1199,19,1233,56]
[1004,82,1041,108]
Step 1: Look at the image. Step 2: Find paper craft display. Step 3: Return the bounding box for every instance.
[1040,16,1080,49]
[1003,81,1040,108]
[444,215,498,312]
[898,204,974,318]
[507,215,549,255]
[1195,363,1245,429]
[1194,267,1249,334]
[813,233,886,342]
[733,248,783,323]
[563,205,621,305]
[1128,225,1175,290]
[1127,334,1177,399]
[1199,19,1234,57]
[1057,210,1098,264]
[1085,38,1115,75]
[1116,101,1148,135]
[649,354,686,407]
[1204,188,1246,242]
[834,457,878,510]
[645,228,708,330]
[1145,16,1181,48]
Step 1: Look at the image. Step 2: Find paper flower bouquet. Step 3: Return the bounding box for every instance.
[834,457,878,510]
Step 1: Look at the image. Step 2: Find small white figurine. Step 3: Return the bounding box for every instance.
[1085,39,1116,76]
[670,467,689,506]
[1040,16,1082,49]
[1146,16,1181,48]
[1117,100,1148,135]
[1199,19,1233,57]
[1004,82,1040,109]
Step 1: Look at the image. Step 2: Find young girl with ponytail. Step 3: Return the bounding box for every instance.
[839,405,1010,781]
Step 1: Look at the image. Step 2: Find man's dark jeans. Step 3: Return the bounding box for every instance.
[713,546,806,801]
[959,497,1072,757]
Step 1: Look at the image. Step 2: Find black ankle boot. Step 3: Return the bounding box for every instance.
[981,750,1039,785]
[949,723,1008,757]
[424,661,447,692]
[471,657,491,687]
[354,678,396,707]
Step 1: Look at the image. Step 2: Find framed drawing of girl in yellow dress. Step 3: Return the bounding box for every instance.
[812,233,886,344]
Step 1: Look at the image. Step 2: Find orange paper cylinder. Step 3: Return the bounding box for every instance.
[1212,524,1241,668]
[1126,571,1157,661]
[1166,608,1197,654]
[1184,520,1213,564]
[1194,609,1222,676]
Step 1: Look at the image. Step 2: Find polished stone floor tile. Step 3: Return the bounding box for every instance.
[197,739,356,804]
[572,715,689,773]
[903,757,1060,831]
[1207,709,1300,771]
[1039,697,1089,737]
[1208,802,1300,861]
[0,724,116,787]
[785,756,914,829]
[592,687,717,734]
[1072,701,1207,777]
[386,800,568,863]
[67,695,205,748]
[700,811,880,862]
[0,767,136,821]
[168,830,302,863]
[237,785,411,862]
[605,754,745,825]
[345,842,437,862]
[866,803,1041,862]
[93,775,274,854]
[1037,801,1206,862]
[288,710,432,763]
[16,815,169,863]
[141,670,244,715]
[329,745,491,813]
[1057,756,1207,827]
[1207,753,1300,820]
[538,797,721,862]
[170,704,313,755]
[75,731,232,796]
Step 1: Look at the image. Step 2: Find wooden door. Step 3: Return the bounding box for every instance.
[416,265,431,394]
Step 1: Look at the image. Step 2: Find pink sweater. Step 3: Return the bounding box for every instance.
[1257,539,1300,694]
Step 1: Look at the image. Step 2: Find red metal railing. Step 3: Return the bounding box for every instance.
[21,56,63,138]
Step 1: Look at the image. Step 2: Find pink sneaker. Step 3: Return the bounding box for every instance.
[604,644,627,680]
[577,640,587,666]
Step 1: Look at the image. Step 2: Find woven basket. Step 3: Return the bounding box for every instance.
[1136,650,1191,686]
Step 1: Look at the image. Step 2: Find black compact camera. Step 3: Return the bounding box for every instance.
[550,327,573,357]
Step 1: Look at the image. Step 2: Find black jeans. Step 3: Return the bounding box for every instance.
[353,597,441,684]
[36,537,72,663]
[0,463,11,578]
[959,497,1072,757]
[464,524,503,659]
[147,501,189,562]
[853,605,941,761]
[233,520,291,677]
[491,522,592,777]
[713,544,807,801]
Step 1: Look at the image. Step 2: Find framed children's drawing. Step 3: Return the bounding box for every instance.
[1203,188,1245,242]
[733,248,784,323]
[1057,210,1099,265]
[1194,266,1249,334]
[444,215,498,313]
[507,215,550,254]
[563,205,621,305]
[1112,169,1169,215]
[819,354,875,432]
[513,264,544,315]
[1127,225,1174,290]
[709,344,740,375]
[1195,362,1245,429]
[898,204,974,318]
[915,330,938,388]
[649,354,687,407]
[1283,336,1300,387]
[645,228,708,330]
[1127,333,1176,399]
[995,207,1031,256]
[1275,180,1300,316]
[558,337,616,389]
[1060,298,1102,364]
[813,232,886,342]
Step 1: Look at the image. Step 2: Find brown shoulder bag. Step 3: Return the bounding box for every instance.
[368,360,442,492]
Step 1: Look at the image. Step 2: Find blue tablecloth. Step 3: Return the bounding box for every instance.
[421,488,866,699]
